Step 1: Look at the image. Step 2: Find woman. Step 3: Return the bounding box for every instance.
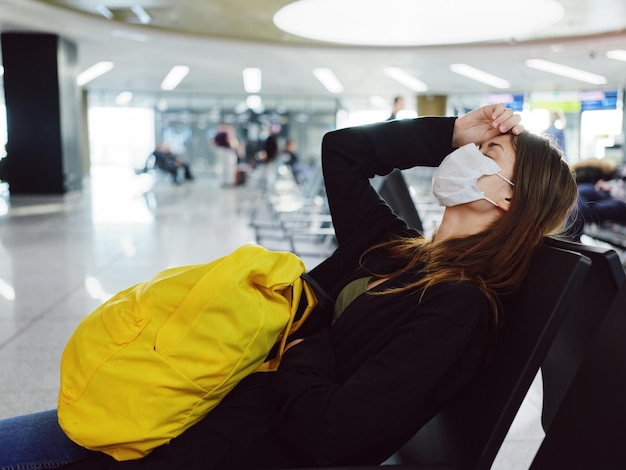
[213,128,239,187]
[0,104,577,469]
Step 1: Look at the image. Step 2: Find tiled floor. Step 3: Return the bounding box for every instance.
[0,166,544,468]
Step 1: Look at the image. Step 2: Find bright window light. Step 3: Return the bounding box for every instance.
[384,67,428,92]
[88,106,154,168]
[160,65,189,91]
[243,68,262,93]
[76,61,114,86]
[526,59,607,85]
[396,109,417,120]
[274,0,563,46]
[369,95,389,108]
[313,68,344,93]
[450,64,510,89]
[607,50,626,62]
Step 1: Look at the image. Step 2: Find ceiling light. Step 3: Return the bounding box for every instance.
[313,68,344,93]
[525,59,607,85]
[115,91,133,105]
[76,61,114,86]
[274,0,563,46]
[0,65,4,77]
[243,68,262,93]
[96,4,113,20]
[607,50,626,62]
[160,65,189,91]
[383,67,428,92]
[450,64,510,89]
[131,5,151,24]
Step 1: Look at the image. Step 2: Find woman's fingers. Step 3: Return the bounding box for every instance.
[492,105,524,134]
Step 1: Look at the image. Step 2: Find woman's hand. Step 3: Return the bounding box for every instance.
[452,103,524,148]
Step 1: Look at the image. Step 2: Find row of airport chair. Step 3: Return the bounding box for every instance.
[249,166,437,262]
[583,221,626,268]
[249,163,337,264]
[271,168,626,469]
[584,221,626,250]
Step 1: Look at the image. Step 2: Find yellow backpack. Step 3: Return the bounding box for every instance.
[58,244,316,461]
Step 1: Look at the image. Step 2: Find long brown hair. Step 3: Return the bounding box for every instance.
[364,131,578,323]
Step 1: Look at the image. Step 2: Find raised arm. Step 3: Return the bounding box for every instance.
[321,117,456,245]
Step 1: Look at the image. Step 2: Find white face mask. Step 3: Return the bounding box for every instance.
[432,143,514,207]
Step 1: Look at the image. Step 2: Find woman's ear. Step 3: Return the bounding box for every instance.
[497,190,514,211]
[497,197,512,211]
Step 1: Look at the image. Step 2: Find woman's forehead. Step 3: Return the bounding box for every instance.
[481,134,513,147]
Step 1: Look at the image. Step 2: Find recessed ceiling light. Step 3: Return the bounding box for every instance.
[131,5,151,24]
[450,64,510,89]
[313,68,344,93]
[77,61,114,86]
[274,0,563,46]
[243,68,262,93]
[525,59,607,85]
[383,67,428,92]
[96,4,113,20]
[161,66,189,91]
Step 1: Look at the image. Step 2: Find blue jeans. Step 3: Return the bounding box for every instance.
[0,409,93,469]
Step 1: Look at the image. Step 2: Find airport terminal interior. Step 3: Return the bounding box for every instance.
[1,0,626,468]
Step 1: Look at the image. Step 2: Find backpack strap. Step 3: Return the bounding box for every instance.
[301,272,335,312]
[256,273,335,372]
[256,276,318,372]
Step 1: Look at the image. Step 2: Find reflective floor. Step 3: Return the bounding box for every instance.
[0,167,543,469]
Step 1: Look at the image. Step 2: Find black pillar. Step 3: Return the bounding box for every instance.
[1,32,83,194]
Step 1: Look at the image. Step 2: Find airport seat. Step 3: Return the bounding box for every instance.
[583,220,626,250]
[251,164,336,262]
[373,169,424,232]
[388,241,591,469]
[540,237,625,431]
[529,279,626,469]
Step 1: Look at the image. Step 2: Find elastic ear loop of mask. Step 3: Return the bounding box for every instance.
[495,173,514,187]
[484,173,514,208]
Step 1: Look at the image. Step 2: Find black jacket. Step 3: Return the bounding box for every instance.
[65,116,490,469]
